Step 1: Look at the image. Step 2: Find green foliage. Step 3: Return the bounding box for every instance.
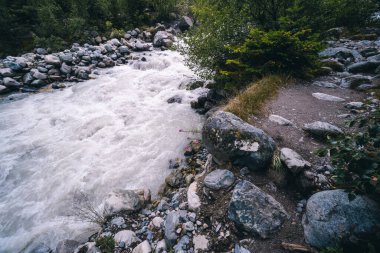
[95,236,115,253]
[320,247,344,253]
[221,28,323,81]
[318,107,380,198]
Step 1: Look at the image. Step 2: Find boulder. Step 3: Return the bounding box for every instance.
[114,230,141,247]
[0,68,14,77]
[179,16,194,31]
[302,190,380,249]
[348,61,380,74]
[33,71,48,80]
[3,77,22,89]
[319,47,362,61]
[312,93,345,102]
[60,63,72,75]
[202,111,276,171]
[204,169,235,190]
[55,240,81,253]
[45,55,61,66]
[103,189,142,216]
[303,121,343,138]
[167,95,182,104]
[280,148,311,174]
[153,31,174,48]
[132,240,151,253]
[341,75,371,89]
[119,46,130,54]
[0,84,8,94]
[268,115,293,126]
[228,180,289,238]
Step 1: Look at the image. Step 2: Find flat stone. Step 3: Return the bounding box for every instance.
[132,240,151,253]
[188,182,201,211]
[280,148,311,174]
[193,235,209,252]
[312,93,345,102]
[114,230,141,246]
[269,115,294,126]
[228,180,289,238]
[204,169,235,190]
[104,189,142,216]
[303,121,343,138]
[345,102,364,109]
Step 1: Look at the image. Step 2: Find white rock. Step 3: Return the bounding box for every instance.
[104,189,142,216]
[193,235,209,252]
[312,93,345,102]
[303,121,343,137]
[132,240,152,253]
[280,148,311,174]
[187,182,201,211]
[269,115,294,126]
[152,217,164,228]
[155,239,166,253]
[114,230,141,246]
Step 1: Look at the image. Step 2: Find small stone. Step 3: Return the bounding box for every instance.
[188,182,201,211]
[111,216,125,227]
[312,93,345,102]
[204,169,235,190]
[280,148,311,174]
[114,230,141,247]
[176,228,182,234]
[345,102,364,109]
[183,221,195,232]
[193,235,209,252]
[152,217,164,228]
[132,240,152,253]
[269,115,294,126]
[167,95,182,104]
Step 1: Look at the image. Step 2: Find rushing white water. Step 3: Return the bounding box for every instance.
[0,50,203,253]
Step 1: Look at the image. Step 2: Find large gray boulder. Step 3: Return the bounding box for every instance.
[302,190,380,249]
[45,55,61,66]
[341,75,371,89]
[204,169,235,190]
[103,189,142,216]
[153,31,174,48]
[303,121,343,138]
[228,180,289,238]
[3,77,22,89]
[348,61,380,74]
[202,111,276,171]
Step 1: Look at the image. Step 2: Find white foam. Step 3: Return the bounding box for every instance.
[0,50,203,252]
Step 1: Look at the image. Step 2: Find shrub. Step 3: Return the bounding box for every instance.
[318,107,380,199]
[95,236,115,253]
[221,28,323,81]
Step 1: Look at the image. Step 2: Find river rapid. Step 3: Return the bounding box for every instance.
[0,50,203,252]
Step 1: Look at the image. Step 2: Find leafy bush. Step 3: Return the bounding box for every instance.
[221,28,323,81]
[318,107,380,198]
[95,236,115,253]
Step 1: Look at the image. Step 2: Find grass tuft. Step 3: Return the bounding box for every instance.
[224,75,289,121]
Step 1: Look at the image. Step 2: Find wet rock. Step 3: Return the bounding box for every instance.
[269,115,293,126]
[202,111,276,171]
[0,85,8,94]
[119,46,130,54]
[179,16,194,31]
[348,61,380,74]
[167,95,182,104]
[312,92,345,102]
[3,77,22,89]
[303,121,343,138]
[164,210,187,247]
[45,55,61,66]
[341,75,371,89]
[132,240,152,253]
[193,235,208,252]
[114,230,141,247]
[60,63,72,75]
[56,240,81,253]
[228,180,289,238]
[302,190,380,249]
[104,189,142,216]
[188,182,201,211]
[153,31,174,48]
[204,169,235,190]
[0,68,14,77]
[280,148,311,174]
